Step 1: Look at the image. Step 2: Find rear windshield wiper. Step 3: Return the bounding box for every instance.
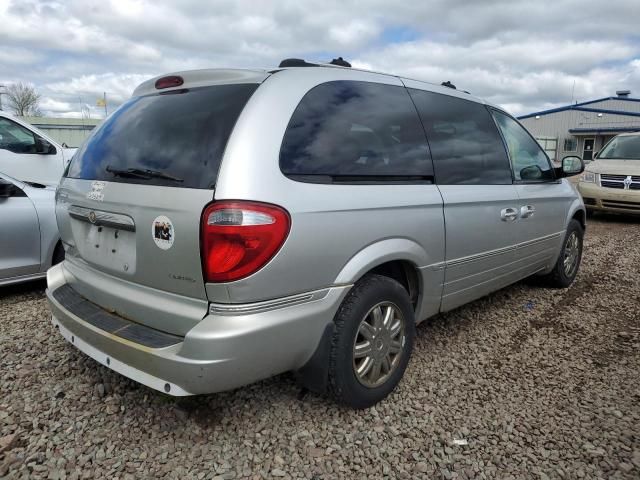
[105,166,183,182]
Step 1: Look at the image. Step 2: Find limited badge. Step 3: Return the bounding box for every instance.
[152,215,175,250]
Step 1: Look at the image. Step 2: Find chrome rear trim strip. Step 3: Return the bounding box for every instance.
[68,205,136,231]
[208,288,332,316]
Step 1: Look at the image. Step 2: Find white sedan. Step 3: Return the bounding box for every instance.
[0,111,76,186]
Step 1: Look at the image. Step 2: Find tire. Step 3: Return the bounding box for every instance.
[327,274,415,409]
[52,243,65,266]
[539,219,584,288]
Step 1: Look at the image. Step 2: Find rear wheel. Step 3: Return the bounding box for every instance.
[327,274,415,409]
[539,219,584,288]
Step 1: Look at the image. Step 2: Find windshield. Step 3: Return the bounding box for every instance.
[597,135,640,160]
[66,84,258,188]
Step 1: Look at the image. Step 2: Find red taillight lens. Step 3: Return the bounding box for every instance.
[155,75,184,89]
[200,201,291,283]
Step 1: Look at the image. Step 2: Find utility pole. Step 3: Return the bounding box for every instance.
[570,79,576,105]
[96,92,108,117]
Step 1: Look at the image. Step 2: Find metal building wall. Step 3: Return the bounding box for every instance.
[21,117,101,148]
[584,98,640,113]
[520,107,640,158]
[30,126,91,147]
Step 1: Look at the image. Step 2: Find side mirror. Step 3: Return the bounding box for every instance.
[520,165,544,181]
[560,155,584,177]
[0,179,17,198]
[35,137,57,155]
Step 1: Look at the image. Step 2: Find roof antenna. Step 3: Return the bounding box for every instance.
[570,79,576,104]
[329,57,351,68]
[441,81,456,90]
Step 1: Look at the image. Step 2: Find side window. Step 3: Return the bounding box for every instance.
[0,118,37,154]
[492,111,554,182]
[280,81,433,180]
[563,137,578,152]
[408,89,512,185]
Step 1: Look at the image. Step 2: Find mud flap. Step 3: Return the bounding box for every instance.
[295,322,335,394]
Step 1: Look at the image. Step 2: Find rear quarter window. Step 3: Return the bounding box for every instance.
[280,81,433,181]
[66,84,258,189]
[408,89,512,185]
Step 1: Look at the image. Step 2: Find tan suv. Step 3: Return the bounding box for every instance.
[577,132,640,215]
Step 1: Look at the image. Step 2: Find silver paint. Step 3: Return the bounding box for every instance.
[47,65,585,396]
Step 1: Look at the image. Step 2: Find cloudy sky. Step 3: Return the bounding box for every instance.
[1,0,639,119]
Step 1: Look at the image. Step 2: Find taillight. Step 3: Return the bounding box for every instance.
[201,201,291,283]
[155,75,184,89]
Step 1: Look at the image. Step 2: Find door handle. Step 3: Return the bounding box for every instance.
[500,207,518,222]
[520,205,536,218]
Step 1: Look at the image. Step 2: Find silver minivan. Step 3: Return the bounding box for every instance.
[46,60,586,408]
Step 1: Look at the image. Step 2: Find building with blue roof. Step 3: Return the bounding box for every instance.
[518,91,640,163]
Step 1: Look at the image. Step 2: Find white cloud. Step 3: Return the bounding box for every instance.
[0,0,638,118]
[355,38,639,115]
[328,19,381,48]
[0,46,43,66]
[46,73,149,103]
[39,98,73,113]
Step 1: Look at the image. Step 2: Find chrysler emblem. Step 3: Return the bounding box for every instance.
[88,211,97,223]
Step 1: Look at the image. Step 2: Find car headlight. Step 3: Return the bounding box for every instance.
[581,171,597,183]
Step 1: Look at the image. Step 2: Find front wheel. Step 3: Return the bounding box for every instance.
[327,274,415,409]
[540,219,584,288]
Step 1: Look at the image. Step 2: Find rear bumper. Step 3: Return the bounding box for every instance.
[46,263,350,396]
[577,182,640,214]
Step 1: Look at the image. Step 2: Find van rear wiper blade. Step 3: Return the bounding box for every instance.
[105,166,150,179]
[105,166,183,182]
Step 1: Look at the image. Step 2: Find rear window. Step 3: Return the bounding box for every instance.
[280,81,433,181]
[66,84,258,189]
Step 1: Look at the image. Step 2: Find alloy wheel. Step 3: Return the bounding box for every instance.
[352,302,406,388]
[563,231,580,277]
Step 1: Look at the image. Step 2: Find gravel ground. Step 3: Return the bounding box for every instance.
[1,216,639,480]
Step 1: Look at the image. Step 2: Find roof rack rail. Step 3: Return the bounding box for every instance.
[329,57,351,68]
[277,57,352,68]
[278,58,318,68]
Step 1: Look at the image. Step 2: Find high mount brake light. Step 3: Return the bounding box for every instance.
[155,76,184,89]
[200,201,291,283]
